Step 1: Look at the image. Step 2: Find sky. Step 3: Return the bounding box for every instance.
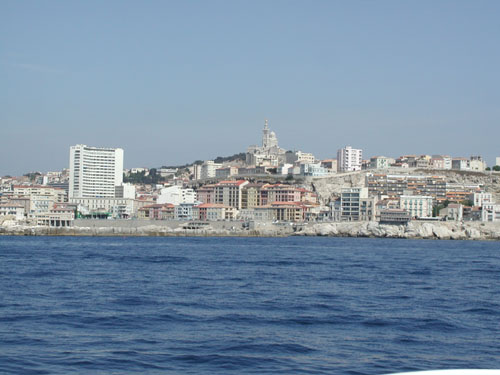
[1,0,499,176]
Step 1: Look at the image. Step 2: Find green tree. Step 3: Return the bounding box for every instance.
[461,199,474,207]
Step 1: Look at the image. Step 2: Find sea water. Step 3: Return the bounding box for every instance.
[0,236,499,374]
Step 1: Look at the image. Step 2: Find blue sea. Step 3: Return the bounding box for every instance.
[0,236,499,374]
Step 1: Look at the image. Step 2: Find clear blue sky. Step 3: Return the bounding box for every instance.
[2,0,499,176]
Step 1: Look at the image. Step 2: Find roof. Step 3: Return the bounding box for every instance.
[195,203,230,209]
[270,201,305,207]
[13,184,64,190]
[217,180,247,186]
[140,203,175,209]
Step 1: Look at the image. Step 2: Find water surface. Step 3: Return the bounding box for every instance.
[1,236,499,374]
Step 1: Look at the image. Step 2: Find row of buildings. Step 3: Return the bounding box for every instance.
[191,121,493,180]
[1,122,499,226]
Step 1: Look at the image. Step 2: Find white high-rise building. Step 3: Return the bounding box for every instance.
[337,146,363,172]
[69,144,124,199]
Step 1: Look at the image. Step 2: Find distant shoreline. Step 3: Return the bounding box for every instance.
[1,221,499,241]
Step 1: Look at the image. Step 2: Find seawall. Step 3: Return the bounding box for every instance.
[1,220,500,240]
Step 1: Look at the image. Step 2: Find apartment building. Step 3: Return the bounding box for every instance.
[340,187,375,221]
[337,146,362,172]
[370,156,394,170]
[400,195,433,218]
[213,180,249,210]
[366,174,446,200]
[69,144,124,199]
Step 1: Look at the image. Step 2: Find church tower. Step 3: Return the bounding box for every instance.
[262,119,270,148]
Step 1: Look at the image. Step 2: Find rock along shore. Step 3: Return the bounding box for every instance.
[1,220,499,241]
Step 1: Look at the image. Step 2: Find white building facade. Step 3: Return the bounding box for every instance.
[400,195,433,218]
[69,144,124,199]
[470,192,493,207]
[337,146,363,172]
[199,161,222,179]
[157,186,197,205]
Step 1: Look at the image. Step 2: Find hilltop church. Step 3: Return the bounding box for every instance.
[246,120,287,167]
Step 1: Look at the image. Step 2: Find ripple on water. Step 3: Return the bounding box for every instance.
[1,236,499,375]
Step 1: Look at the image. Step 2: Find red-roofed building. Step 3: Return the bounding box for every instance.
[193,203,237,221]
[213,180,249,210]
[138,203,175,220]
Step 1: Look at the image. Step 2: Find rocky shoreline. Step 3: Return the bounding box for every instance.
[1,221,499,241]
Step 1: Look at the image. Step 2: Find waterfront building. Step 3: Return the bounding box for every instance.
[69,144,124,199]
[34,208,74,227]
[400,195,433,218]
[337,146,362,172]
[439,204,463,221]
[481,203,500,222]
[7,197,30,217]
[379,209,411,224]
[213,180,249,210]
[138,203,175,220]
[29,195,56,216]
[70,197,135,219]
[174,202,196,220]
[192,203,237,221]
[270,202,307,222]
[340,187,375,221]
[0,203,25,221]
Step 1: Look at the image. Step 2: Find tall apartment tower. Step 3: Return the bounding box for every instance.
[69,144,124,199]
[337,146,363,172]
